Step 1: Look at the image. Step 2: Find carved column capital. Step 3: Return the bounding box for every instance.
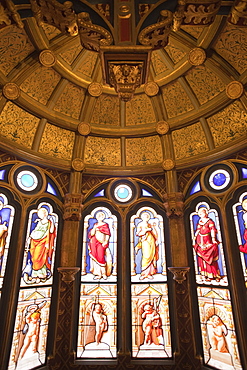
[163,192,184,218]
[168,267,190,284]
[63,193,84,221]
[57,267,80,283]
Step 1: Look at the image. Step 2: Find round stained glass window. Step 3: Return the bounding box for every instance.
[209,169,231,190]
[114,184,133,202]
[17,170,38,191]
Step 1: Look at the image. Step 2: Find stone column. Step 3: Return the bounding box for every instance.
[48,192,83,370]
[164,191,201,369]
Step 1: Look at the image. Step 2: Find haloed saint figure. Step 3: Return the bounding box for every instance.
[22,204,57,284]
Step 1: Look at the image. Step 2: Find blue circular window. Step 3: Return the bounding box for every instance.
[209,169,230,190]
[17,170,38,191]
[114,184,133,202]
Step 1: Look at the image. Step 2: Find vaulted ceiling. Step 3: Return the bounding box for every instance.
[0,0,247,175]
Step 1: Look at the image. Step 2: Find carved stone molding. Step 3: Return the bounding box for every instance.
[88,82,103,97]
[63,193,84,221]
[138,10,173,49]
[182,1,221,26]
[163,192,184,218]
[226,81,244,99]
[228,0,247,26]
[77,122,91,136]
[39,49,56,67]
[57,267,80,283]
[162,158,175,171]
[144,81,159,96]
[156,120,170,135]
[168,267,190,284]
[0,1,24,28]
[188,47,206,66]
[71,158,85,172]
[2,83,20,100]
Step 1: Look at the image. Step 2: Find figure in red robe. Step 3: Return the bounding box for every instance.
[88,211,112,280]
[193,207,221,282]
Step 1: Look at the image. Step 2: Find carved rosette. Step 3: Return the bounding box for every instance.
[72,158,85,172]
[88,82,103,97]
[188,47,206,66]
[63,193,84,221]
[162,158,175,171]
[39,50,56,67]
[144,82,159,96]
[226,81,244,99]
[77,122,91,136]
[77,12,113,51]
[2,83,20,100]
[156,120,170,135]
[108,62,144,102]
[138,10,173,49]
[57,267,80,283]
[163,192,184,218]
[168,267,190,284]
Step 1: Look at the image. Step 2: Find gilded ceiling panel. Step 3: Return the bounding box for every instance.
[53,82,85,119]
[90,95,120,125]
[0,25,34,75]
[126,94,156,125]
[185,65,225,105]
[151,50,168,76]
[84,137,121,166]
[40,23,61,40]
[39,123,74,159]
[20,66,61,105]
[0,102,38,148]
[76,51,99,78]
[165,42,187,64]
[207,101,247,147]
[162,81,194,118]
[180,26,204,39]
[126,136,163,166]
[214,24,247,74]
[59,40,83,65]
[172,122,208,160]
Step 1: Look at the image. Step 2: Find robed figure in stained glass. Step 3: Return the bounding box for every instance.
[0,195,12,273]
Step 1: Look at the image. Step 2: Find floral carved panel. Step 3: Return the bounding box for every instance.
[53,82,85,119]
[126,136,163,166]
[162,81,194,118]
[84,137,121,166]
[126,94,156,125]
[90,95,120,126]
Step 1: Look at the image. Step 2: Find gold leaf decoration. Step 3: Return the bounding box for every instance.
[40,23,61,40]
[214,24,247,74]
[0,25,34,75]
[207,101,247,147]
[59,40,82,65]
[126,94,156,125]
[126,136,163,166]
[76,50,99,77]
[20,66,61,105]
[180,25,204,39]
[90,95,120,125]
[0,102,38,148]
[84,137,121,166]
[39,123,75,159]
[162,81,194,118]
[185,65,225,105]
[151,50,168,75]
[172,122,208,159]
[53,82,85,119]
[166,41,187,64]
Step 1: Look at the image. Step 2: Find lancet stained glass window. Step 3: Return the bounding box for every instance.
[77,206,117,358]
[130,206,171,358]
[8,202,58,370]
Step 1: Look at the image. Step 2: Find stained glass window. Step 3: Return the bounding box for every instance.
[130,206,171,358]
[78,207,117,358]
[8,202,58,369]
[0,193,15,293]
[232,192,247,284]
